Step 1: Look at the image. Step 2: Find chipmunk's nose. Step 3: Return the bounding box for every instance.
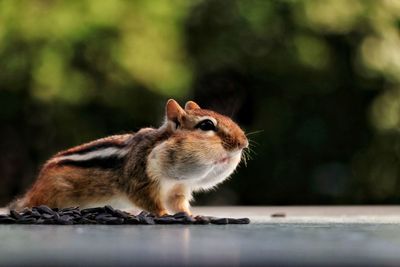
[243,139,249,149]
[222,132,249,151]
[237,137,249,150]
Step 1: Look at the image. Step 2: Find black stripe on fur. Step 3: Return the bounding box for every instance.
[59,155,125,169]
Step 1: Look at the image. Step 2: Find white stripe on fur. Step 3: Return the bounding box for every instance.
[57,147,129,162]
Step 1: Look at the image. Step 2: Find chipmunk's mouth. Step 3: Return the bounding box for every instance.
[216,156,230,164]
[215,150,242,165]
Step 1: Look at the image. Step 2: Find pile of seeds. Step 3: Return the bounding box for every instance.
[0,205,250,225]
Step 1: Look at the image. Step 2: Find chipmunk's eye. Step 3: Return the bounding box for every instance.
[196,119,216,131]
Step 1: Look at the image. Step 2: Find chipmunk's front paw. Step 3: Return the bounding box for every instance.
[156,209,169,217]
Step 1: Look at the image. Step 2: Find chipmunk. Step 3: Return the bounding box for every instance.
[9,99,248,216]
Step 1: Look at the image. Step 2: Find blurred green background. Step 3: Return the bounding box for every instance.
[1,0,400,206]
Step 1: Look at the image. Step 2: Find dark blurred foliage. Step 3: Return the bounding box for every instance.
[1,0,400,206]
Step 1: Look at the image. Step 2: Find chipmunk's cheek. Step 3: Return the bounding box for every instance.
[191,150,242,191]
[147,141,213,181]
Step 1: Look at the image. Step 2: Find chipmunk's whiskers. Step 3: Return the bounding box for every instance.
[249,139,259,146]
[239,136,257,168]
[246,130,264,136]
[241,152,248,167]
[241,147,252,167]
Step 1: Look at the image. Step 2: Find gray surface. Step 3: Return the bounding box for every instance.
[1,207,400,266]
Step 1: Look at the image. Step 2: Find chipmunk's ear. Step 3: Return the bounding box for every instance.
[166,99,185,122]
[185,100,201,111]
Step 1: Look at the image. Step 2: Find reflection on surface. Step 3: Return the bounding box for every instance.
[2,224,400,266]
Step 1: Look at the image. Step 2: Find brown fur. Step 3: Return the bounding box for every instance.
[22,167,120,208]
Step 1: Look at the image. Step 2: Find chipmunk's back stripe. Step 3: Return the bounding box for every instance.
[56,134,133,157]
[48,134,136,169]
[59,141,127,156]
[55,147,130,169]
[57,147,129,161]
[60,155,125,169]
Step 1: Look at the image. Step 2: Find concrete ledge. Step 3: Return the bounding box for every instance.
[1,206,400,266]
[194,206,400,224]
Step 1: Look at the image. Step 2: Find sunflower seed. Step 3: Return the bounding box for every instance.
[0,216,15,224]
[227,218,250,224]
[9,210,21,220]
[81,207,105,214]
[36,205,55,215]
[210,217,229,225]
[194,216,211,224]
